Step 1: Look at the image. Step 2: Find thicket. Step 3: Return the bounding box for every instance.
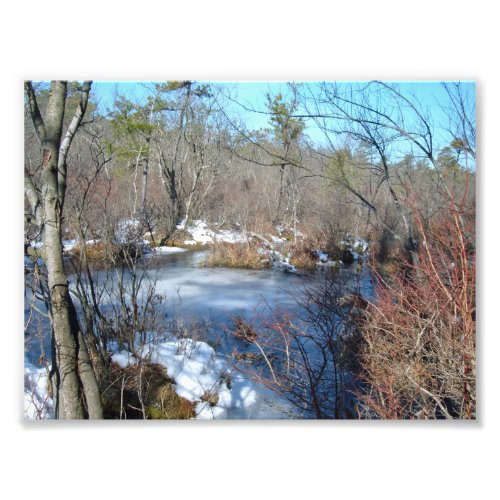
[24,81,475,419]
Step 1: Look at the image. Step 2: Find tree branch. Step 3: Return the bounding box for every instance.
[58,81,93,208]
[24,81,46,143]
[24,165,43,227]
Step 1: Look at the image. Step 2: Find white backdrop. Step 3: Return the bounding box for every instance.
[2,1,496,498]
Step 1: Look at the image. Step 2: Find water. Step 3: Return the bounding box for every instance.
[24,250,374,418]
[147,251,311,323]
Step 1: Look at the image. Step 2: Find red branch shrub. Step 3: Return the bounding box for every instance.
[357,195,475,419]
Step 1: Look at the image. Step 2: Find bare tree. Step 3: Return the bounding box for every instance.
[155,82,227,235]
[441,81,476,160]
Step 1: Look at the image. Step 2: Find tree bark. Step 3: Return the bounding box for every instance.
[139,135,151,222]
[25,81,103,419]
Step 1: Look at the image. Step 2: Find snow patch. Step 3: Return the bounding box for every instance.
[270,235,287,243]
[341,237,369,254]
[111,337,262,419]
[62,239,78,252]
[185,220,215,244]
[259,247,297,273]
[24,361,53,419]
[151,246,188,255]
[24,335,265,420]
[276,225,305,238]
[181,220,248,246]
[215,230,248,244]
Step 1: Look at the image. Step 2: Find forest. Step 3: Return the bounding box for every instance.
[23,80,476,420]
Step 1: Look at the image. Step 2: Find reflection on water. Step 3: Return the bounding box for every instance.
[24,250,374,418]
[149,250,310,323]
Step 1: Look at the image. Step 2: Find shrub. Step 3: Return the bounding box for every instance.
[203,242,270,269]
[356,206,475,419]
[288,240,318,269]
[70,241,143,267]
[161,228,205,249]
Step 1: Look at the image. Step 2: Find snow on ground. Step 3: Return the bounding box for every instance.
[150,246,188,255]
[183,220,215,245]
[353,238,369,253]
[24,361,53,419]
[161,219,297,273]
[112,336,269,419]
[30,238,104,254]
[314,250,329,263]
[310,237,369,267]
[215,229,248,244]
[257,247,297,273]
[24,334,284,419]
[270,234,287,243]
[62,239,78,252]
[181,220,248,246]
[341,237,369,254]
[276,225,305,238]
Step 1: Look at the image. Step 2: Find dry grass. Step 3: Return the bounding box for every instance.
[69,241,147,268]
[101,362,196,419]
[162,228,206,250]
[288,240,318,269]
[148,384,197,419]
[71,242,117,262]
[203,242,270,270]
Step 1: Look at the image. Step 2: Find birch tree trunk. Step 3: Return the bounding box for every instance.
[25,81,103,419]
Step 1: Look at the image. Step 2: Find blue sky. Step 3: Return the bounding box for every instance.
[91,80,475,154]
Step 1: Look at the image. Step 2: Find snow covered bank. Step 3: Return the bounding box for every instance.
[179,219,248,246]
[149,246,188,255]
[24,335,286,419]
[310,238,369,268]
[257,247,297,273]
[177,220,298,273]
[112,337,278,419]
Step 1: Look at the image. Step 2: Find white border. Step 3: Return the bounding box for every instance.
[2,1,497,498]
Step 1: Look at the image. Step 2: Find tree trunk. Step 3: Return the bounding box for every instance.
[159,149,180,237]
[139,135,151,223]
[42,141,85,418]
[26,81,103,419]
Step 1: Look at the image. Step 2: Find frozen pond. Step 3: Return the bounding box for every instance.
[146,250,310,322]
[24,250,373,419]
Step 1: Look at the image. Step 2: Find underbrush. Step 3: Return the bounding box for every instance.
[70,241,144,267]
[287,240,318,269]
[203,242,271,269]
[161,228,206,250]
[356,209,476,419]
[287,238,357,269]
[100,362,196,419]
